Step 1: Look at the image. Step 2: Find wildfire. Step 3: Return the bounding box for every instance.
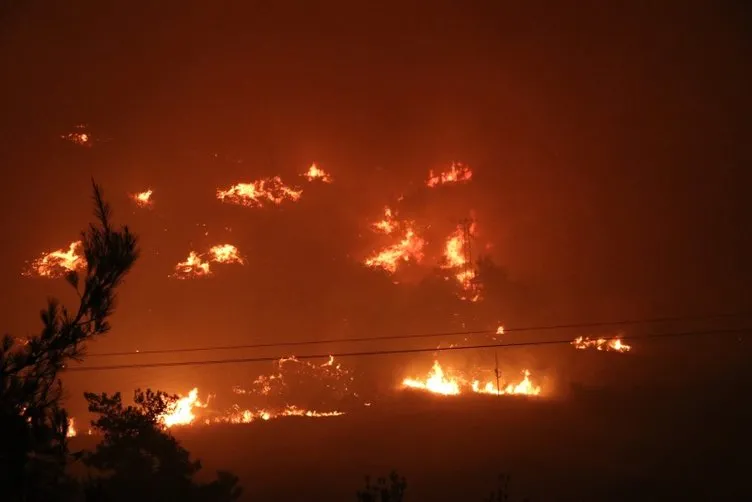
[496,325,505,335]
[364,226,425,273]
[426,162,472,187]
[572,336,632,352]
[303,163,333,183]
[60,125,91,146]
[25,240,85,278]
[217,176,302,207]
[66,418,77,438]
[160,388,208,428]
[208,244,244,265]
[372,206,399,234]
[441,224,481,301]
[172,251,212,279]
[131,189,154,208]
[172,244,244,279]
[402,361,542,396]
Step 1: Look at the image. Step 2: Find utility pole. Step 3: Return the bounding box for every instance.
[460,217,478,296]
[494,351,501,396]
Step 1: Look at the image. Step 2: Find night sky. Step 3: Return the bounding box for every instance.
[1,1,750,420]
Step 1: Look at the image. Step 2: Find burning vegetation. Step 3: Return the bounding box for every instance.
[130,189,154,208]
[302,162,333,182]
[402,361,542,397]
[216,176,302,207]
[572,336,631,352]
[24,241,85,278]
[172,244,244,279]
[426,162,473,187]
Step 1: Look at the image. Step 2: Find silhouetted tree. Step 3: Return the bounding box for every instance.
[484,473,530,502]
[0,181,138,502]
[82,389,241,502]
[357,471,407,502]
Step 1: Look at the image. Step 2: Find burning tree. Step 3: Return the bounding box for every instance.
[0,181,139,501]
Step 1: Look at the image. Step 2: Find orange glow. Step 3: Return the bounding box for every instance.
[402,361,542,396]
[440,224,481,301]
[66,418,77,438]
[364,226,425,273]
[131,189,154,208]
[217,176,302,207]
[426,162,472,187]
[372,206,399,235]
[572,336,632,352]
[25,241,85,278]
[160,388,208,428]
[495,325,505,335]
[303,163,333,182]
[172,251,212,279]
[60,125,91,146]
[208,244,244,265]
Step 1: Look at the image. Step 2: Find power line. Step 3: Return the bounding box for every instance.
[86,312,751,358]
[68,326,750,373]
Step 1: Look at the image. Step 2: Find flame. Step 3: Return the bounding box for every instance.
[303,163,333,182]
[572,336,632,352]
[61,125,91,146]
[66,418,77,438]
[217,176,302,207]
[208,244,244,265]
[160,388,208,428]
[172,251,212,279]
[172,244,244,278]
[495,325,505,335]
[25,241,85,278]
[402,361,541,396]
[364,226,425,273]
[426,162,472,187]
[372,206,399,235]
[440,224,481,301]
[131,189,153,208]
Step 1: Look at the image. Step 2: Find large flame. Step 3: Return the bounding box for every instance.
[302,163,333,183]
[160,388,208,428]
[572,336,631,352]
[25,241,85,278]
[131,189,154,208]
[364,226,425,273]
[402,361,542,396]
[217,176,302,207]
[426,162,472,187]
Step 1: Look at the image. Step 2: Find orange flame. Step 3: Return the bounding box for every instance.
[372,206,399,235]
[572,336,631,352]
[26,241,85,278]
[426,162,472,187]
[302,163,333,183]
[217,176,302,207]
[172,251,212,279]
[131,189,153,208]
[364,226,425,273]
[160,388,208,428]
[402,361,541,396]
[66,418,77,438]
[208,244,244,265]
[495,325,505,335]
[441,224,481,301]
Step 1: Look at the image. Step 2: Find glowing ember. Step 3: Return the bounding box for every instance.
[372,206,399,235]
[131,189,153,208]
[208,244,244,265]
[426,162,472,187]
[66,418,77,438]
[60,125,91,146]
[303,163,333,182]
[160,388,207,428]
[25,241,85,278]
[495,325,505,335]
[172,251,212,279]
[402,361,541,396]
[217,176,302,207]
[364,226,425,273]
[572,336,632,352]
